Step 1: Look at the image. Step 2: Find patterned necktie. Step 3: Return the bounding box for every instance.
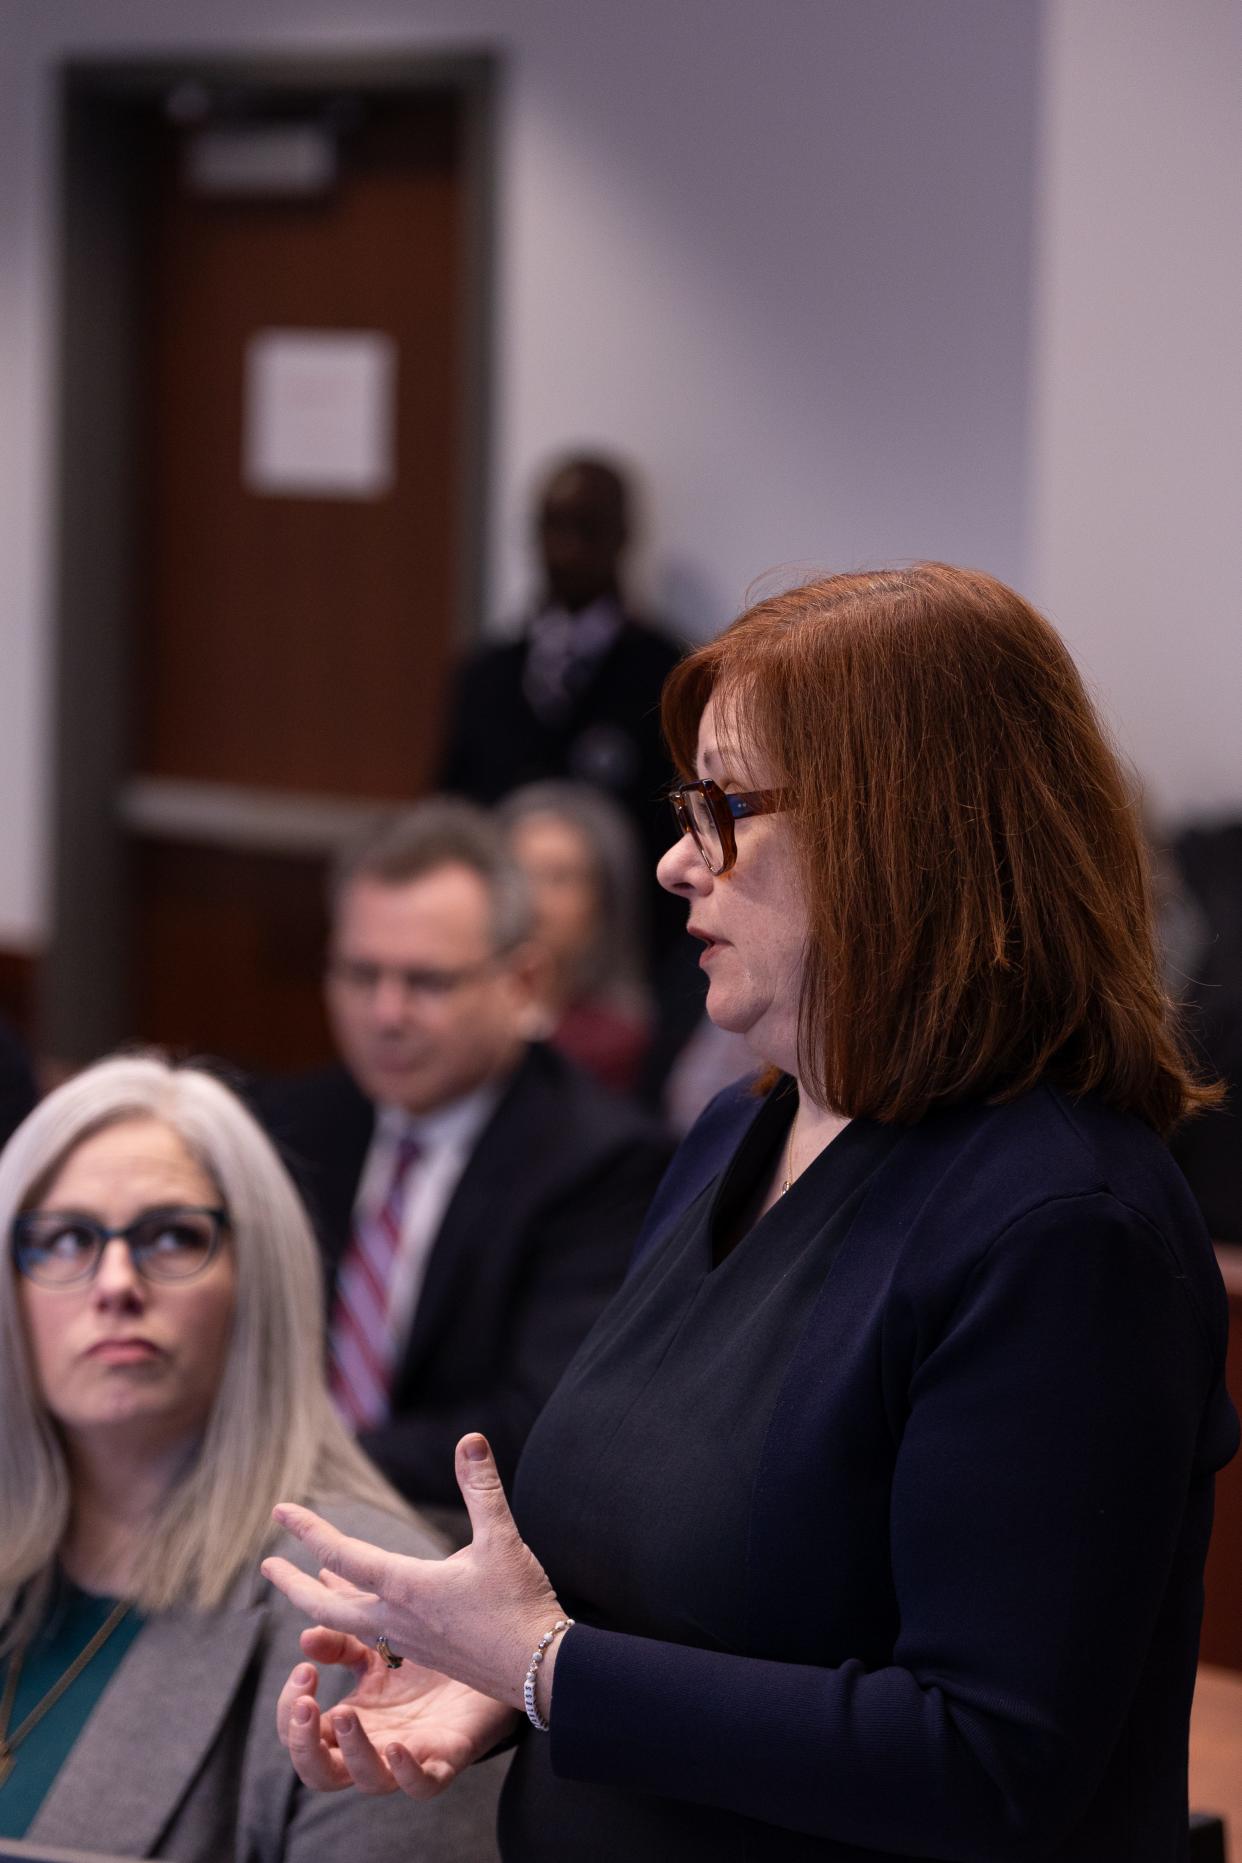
[522,603,622,722]
[328,1131,422,1431]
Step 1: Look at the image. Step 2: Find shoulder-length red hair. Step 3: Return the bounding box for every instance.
[661,563,1218,1133]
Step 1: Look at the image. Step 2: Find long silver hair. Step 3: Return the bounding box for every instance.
[0,1053,402,1650]
[497,780,651,1003]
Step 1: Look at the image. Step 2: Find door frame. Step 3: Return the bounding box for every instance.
[46,50,497,1060]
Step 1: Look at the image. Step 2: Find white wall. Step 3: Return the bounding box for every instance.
[0,0,1041,949]
[0,2,56,948]
[6,1,1240,950]
[1028,0,1242,823]
[498,0,1039,619]
[7,1,1240,942]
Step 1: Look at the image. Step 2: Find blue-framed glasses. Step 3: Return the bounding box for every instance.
[12,1205,229,1288]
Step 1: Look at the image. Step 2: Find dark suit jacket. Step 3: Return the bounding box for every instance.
[257,1044,673,1506]
[438,613,685,967]
[0,1015,37,1148]
[514,1079,1240,1860]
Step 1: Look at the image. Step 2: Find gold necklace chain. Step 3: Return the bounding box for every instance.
[780,1101,802,1196]
[0,1598,131,1789]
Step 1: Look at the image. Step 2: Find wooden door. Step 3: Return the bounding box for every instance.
[124,93,469,1070]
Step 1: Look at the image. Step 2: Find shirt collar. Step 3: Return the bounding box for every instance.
[530,594,623,647]
[375,1073,508,1155]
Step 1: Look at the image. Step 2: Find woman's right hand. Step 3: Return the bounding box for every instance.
[276,1623,518,1800]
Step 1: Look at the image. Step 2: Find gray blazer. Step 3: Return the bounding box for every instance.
[24,1500,506,1863]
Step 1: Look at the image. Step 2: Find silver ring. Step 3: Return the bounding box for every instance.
[375,1633,403,1669]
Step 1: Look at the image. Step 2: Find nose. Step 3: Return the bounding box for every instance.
[91,1238,146,1310]
[370,972,413,1027]
[656,827,712,898]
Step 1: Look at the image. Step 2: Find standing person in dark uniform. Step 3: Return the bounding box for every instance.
[438,455,687,988]
[265,565,1237,1863]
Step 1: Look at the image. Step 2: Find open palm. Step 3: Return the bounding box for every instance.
[278,1626,517,1799]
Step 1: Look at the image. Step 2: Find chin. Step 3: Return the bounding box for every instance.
[708,995,794,1065]
[58,1407,160,1447]
[704,985,758,1036]
[358,1065,433,1109]
[67,1399,201,1450]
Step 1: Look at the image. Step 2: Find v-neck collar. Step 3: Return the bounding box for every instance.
[705,1081,880,1269]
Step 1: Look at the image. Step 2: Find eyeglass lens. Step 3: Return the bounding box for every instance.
[15,1209,222,1287]
[672,788,726,872]
[329,957,493,1001]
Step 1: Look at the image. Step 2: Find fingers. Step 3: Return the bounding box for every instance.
[454,1435,514,1548]
[384,1742,460,1802]
[285,1700,457,1801]
[284,1692,356,1792]
[261,1555,379,1642]
[272,1503,398,1595]
[299,1625,373,1672]
[276,1661,318,1746]
[319,1567,364,1596]
[323,1709,398,1795]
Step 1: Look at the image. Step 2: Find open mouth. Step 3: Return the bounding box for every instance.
[688,927,726,960]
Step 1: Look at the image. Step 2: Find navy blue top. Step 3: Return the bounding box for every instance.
[505,1080,1239,1862]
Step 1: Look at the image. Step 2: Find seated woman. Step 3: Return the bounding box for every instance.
[498,781,654,1094]
[0,1053,504,1860]
[265,564,1236,1862]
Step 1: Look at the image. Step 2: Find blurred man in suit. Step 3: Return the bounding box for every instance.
[257,800,672,1512]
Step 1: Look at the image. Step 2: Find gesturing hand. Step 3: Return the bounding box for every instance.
[262,1434,565,1728]
[275,1625,515,1800]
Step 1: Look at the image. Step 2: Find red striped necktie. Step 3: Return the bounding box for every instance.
[328,1131,422,1430]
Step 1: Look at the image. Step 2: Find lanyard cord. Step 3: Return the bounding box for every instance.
[0,1599,131,1787]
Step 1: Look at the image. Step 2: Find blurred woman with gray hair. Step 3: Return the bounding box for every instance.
[498,780,653,1094]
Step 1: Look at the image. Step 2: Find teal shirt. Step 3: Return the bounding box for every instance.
[0,1581,145,1837]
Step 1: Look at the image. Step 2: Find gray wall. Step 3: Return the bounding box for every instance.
[2,0,1236,950]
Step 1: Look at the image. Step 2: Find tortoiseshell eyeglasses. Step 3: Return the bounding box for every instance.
[668,779,792,875]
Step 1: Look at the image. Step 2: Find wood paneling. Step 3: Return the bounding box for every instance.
[131,841,333,1073]
[0,949,39,1046]
[120,88,473,1067]
[136,100,463,799]
[1190,1665,1242,1853]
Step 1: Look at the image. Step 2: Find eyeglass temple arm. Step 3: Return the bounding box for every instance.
[727,788,787,819]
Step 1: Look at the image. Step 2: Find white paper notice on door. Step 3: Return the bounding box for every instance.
[243,328,397,498]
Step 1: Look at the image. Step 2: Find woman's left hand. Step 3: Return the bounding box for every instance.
[261,1434,564,1711]
[275,1628,517,1799]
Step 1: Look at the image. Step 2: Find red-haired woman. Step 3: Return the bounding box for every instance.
[264,565,1237,1863]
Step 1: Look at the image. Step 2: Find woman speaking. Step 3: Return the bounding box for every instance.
[263,563,1237,1861]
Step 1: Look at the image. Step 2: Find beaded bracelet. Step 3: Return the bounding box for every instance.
[522,1617,574,1732]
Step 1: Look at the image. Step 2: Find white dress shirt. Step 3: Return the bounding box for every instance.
[353,1081,504,1362]
[521,595,623,721]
